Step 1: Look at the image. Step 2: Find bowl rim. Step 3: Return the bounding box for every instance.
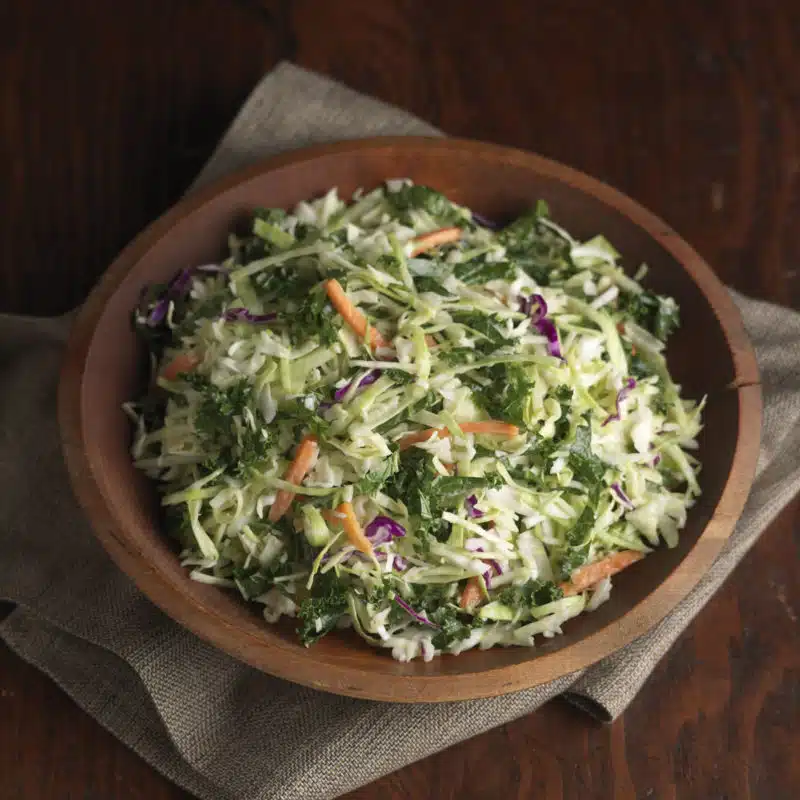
[59,136,762,702]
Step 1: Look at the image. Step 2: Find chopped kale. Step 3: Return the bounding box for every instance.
[283,284,340,346]
[559,548,589,579]
[386,184,464,226]
[429,606,477,650]
[253,207,288,226]
[619,290,680,342]
[186,375,270,475]
[280,396,331,439]
[412,585,476,649]
[498,201,575,286]
[567,423,607,487]
[552,384,573,442]
[497,578,563,608]
[414,275,452,295]
[354,451,400,495]
[449,311,508,350]
[468,363,536,428]
[297,572,349,646]
[383,450,502,547]
[453,257,516,285]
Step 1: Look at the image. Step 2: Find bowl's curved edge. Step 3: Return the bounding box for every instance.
[59,137,763,702]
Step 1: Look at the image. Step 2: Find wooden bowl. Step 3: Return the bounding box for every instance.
[59,138,761,702]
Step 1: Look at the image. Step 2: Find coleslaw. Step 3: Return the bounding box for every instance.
[128,181,704,661]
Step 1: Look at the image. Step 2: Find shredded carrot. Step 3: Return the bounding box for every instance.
[560,550,644,596]
[460,421,520,437]
[616,322,636,355]
[399,420,520,451]
[322,509,345,527]
[398,429,438,451]
[424,334,438,348]
[459,576,484,610]
[441,462,456,475]
[268,435,319,523]
[324,278,388,350]
[161,352,200,381]
[336,501,373,555]
[410,227,463,257]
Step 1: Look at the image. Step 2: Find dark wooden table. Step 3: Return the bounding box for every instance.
[3,1,799,798]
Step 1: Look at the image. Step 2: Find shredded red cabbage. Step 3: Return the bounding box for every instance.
[464,495,484,518]
[146,299,170,326]
[462,540,502,587]
[392,554,408,571]
[142,264,226,327]
[519,293,548,321]
[602,378,637,426]
[364,515,406,545]
[472,212,498,230]
[519,293,562,359]
[169,267,194,298]
[611,482,634,509]
[394,596,439,628]
[483,559,503,589]
[222,308,277,324]
[334,370,380,402]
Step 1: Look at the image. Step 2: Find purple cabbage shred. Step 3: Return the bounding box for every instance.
[222,307,277,324]
[464,495,484,518]
[364,515,406,546]
[610,482,634,509]
[519,293,562,359]
[334,370,380,402]
[602,378,637,426]
[472,211,499,230]
[394,596,439,628]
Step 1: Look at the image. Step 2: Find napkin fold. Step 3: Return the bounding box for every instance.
[2,63,799,800]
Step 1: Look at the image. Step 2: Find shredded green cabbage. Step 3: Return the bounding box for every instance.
[129,182,703,662]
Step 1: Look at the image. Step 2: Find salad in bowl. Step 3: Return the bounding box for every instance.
[128,181,703,662]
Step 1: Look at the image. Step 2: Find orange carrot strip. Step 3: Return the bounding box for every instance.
[336,502,373,555]
[324,278,388,350]
[398,429,439,451]
[161,352,200,381]
[268,435,319,523]
[410,227,463,257]
[460,421,520,437]
[459,576,484,610]
[322,509,344,527]
[560,550,644,596]
[398,420,520,451]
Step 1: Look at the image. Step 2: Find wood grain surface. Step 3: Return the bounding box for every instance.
[1,0,798,798]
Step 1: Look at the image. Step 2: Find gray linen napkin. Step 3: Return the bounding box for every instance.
[2,63,799,800]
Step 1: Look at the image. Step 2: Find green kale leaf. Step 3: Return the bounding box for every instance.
[567,423,606,487]
[354,451,400,495]
[498,200,574,286]
[186,375,271,475]
[387,184,464,226]
[619,290,680,342]
[468,363,536,428]
[453,257,516,285]
[297,572,349,646]
[449,311,508,350]
[497,578,563,608]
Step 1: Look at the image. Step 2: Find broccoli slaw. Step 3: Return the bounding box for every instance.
[128,181,704,662]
